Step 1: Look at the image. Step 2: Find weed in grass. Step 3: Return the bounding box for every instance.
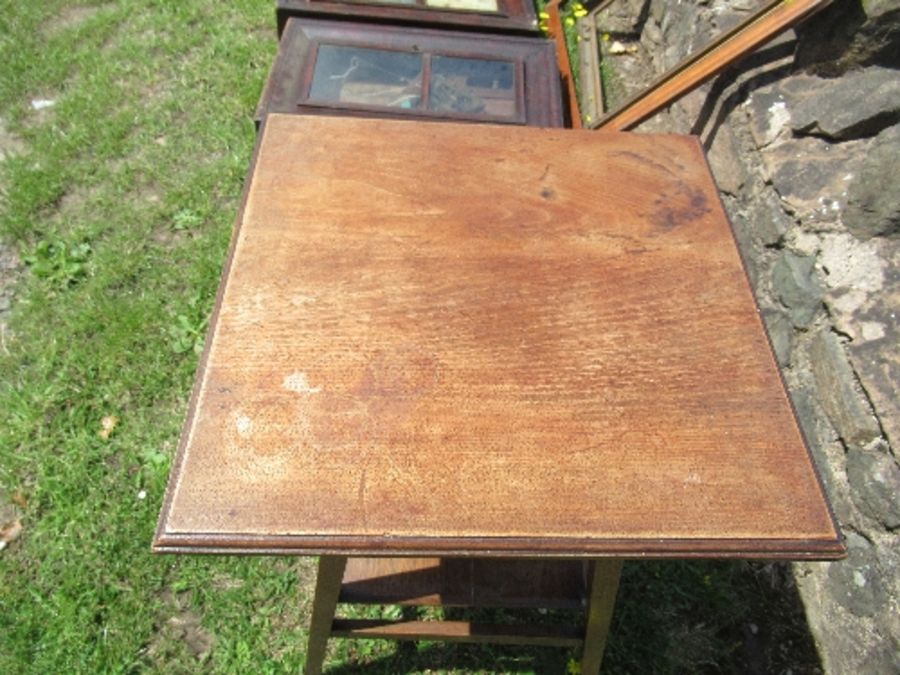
[167,292,211,355]
[22,238,92,290]
[172,208,204,232]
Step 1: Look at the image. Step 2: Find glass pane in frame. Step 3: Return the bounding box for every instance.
[309,45,423,109]
[428,55,517,118]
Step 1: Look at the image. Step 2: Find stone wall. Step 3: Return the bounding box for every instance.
[594,0,899,672]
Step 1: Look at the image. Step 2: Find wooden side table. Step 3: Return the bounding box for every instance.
[154,114,844,673]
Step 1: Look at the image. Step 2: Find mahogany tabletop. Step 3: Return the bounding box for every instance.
[153,114,844,560]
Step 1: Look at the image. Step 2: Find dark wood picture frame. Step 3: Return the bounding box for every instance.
[256,18,564,128]
[276,0,540,37]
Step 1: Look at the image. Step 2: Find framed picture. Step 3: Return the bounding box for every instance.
[257,18,564,127]
[276,0,540,36]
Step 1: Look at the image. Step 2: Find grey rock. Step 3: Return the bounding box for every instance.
[596,0,649,36]
[655,2,713,69]
[826,531,884,618]
[747,87,790,149]
[640,16,662,47]
[844,123,900,239]
[795,0,900,75]
[858,643,900,675]
[745,190,789,247]
[846,447,900,529]
[791,384,825,453]
[790,384,854,526]
[725,0,755,10]
[871,535,900,639]
[708,8,747,34]
[728,210,761,288]
[648,0,665,25]
[772,252,822,327]
[707,124,746,196]
[818,233,887,339]
[762,136,865,224]
[818,233,886,294]
[771,157,835,204]
[809,329,882,448]
[746,76,822,149]
[844,242,900,450]
[790,67,900,140]
[762,309,793,367]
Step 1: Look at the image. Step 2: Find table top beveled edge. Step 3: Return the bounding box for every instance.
[152,530,847,560]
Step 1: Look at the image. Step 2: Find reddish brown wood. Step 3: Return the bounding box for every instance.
[340,557,587,607]
[256,18,564,128]
[546,0,581,128]
[330,618,584,646]
[276,0,540,36]
[154,114,844,560]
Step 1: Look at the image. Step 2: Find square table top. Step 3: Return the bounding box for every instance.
[153,114,844,559]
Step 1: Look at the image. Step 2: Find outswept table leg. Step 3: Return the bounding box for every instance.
[580,558,623,675]
[305,555,348,675]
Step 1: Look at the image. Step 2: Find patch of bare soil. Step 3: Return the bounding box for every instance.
[42,4,114,38]
[0,117,26,162]
[146,589,216,665]
[0,117,24,343]
[0,244,20,327]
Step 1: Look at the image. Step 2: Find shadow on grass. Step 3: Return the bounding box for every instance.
[326,640,570,675]
[324,560,822,674]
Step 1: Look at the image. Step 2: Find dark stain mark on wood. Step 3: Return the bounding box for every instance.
[652,184,710,231]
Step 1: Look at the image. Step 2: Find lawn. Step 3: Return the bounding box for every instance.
[1,1,822,673]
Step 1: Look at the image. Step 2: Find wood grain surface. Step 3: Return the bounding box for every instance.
[154,114,843,558]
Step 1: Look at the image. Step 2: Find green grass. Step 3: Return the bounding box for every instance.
[1,2,822,673]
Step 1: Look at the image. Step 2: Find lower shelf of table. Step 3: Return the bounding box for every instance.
[339,557,589,609]
[331,618,584,647]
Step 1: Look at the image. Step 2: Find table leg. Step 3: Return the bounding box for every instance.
[304,555,348,675]
[580,558,623,675]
